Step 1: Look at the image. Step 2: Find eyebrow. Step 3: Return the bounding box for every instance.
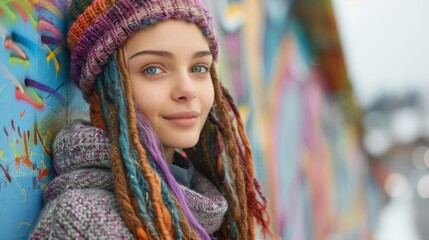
[128,50,212,60]
[128,50,172,60]
[192,50,212,59]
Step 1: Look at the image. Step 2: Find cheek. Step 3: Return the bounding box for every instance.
[132,85,157,119]
[202,82,215,110]
[136,100,152,116]
[135,99,161,132]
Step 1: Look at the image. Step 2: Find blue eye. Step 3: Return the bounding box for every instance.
[192,66,208,73]
[144,67,162,75]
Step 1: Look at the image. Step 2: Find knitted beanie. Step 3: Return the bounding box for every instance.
[67,0,218,101]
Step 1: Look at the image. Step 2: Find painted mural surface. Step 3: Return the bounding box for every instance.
[206,0,379,239]
[0,0,378,239]
[0,1,75,239]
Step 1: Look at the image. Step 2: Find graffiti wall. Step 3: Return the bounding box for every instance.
[0,0,380,239]
[0,1,88,239]
[206,0,381,239]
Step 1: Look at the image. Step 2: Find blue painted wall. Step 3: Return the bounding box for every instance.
[0,1,88,239]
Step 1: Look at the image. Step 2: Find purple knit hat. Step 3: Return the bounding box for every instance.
[68,0,218,101]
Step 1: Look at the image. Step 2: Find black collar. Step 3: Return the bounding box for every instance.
[169,152,195,188]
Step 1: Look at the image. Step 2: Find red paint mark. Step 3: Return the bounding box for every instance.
[11,2,28,23]
[15,155,32,169]
[15,88,45,110]
[15,136,32,169]
[33,125,37,145]
[15,157,20,169]
[15,139,19,144]
[23,134,31,166]
[37,168,49,181]
[3,127,8,137]
[11,120,15,131]
[0,163,12,183]
[19,110,26,117]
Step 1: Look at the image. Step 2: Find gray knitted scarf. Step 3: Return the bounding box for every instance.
[30,121,227,239]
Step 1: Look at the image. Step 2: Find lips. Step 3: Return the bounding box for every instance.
[163,111,200,128]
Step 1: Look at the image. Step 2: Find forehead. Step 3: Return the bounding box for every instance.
[124,20,210,54]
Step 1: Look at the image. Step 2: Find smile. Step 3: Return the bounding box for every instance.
[163,111,200,128]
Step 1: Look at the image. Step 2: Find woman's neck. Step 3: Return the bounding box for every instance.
[163,147,175,164]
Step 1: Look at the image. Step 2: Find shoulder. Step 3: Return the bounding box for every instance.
[30,188,133,239]
[53,120,111,175]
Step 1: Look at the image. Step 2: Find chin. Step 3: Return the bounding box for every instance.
[163,134,200,149]
[176,140,199,149]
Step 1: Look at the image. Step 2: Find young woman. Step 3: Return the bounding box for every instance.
[30,0,278,239]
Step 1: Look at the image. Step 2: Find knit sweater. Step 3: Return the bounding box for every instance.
[29,120,227,239]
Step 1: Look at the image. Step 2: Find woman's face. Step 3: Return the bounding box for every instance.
[124,20,214,160]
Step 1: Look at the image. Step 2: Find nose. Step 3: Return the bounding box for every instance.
[172,71,197,102]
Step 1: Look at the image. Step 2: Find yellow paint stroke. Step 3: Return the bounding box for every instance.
[34,121,52,156]
[8,128,24,166]
[43,44,61,73]
[9,142,20,159]
[0,63,24,93]
[11,176,27,203]
[20,0,36,8]
[46,44,61,61]
[37,143,48,170]
[226,3,244,18]
[16,221,32,238]
[219,2,245,32]
[0,150,5,164]
[37,0,63,20]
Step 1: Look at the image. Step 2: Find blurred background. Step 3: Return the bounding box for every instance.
[334,0,429,239]
[0,0,428,239]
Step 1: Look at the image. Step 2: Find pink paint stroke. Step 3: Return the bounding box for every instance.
[4,38,27,60]
[38,19,62,39]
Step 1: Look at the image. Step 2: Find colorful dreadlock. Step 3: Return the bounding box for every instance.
[67,0,277,239]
